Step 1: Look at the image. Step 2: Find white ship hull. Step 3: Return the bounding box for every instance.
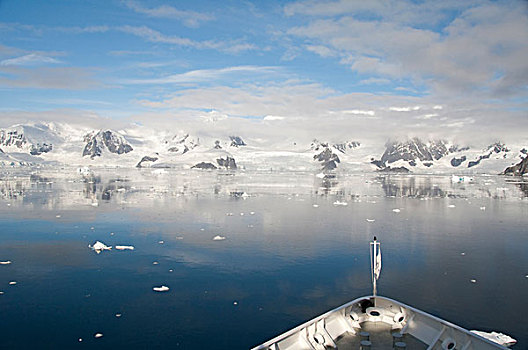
[252,295,509,350]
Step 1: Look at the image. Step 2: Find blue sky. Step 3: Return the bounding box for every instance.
[0,0,527,141]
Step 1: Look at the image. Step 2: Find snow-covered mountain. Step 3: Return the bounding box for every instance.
[82,130,134,159]
[0,122,526,175]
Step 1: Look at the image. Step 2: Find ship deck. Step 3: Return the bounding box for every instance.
[336,321,427,349]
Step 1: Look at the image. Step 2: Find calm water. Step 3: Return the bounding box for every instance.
[0,169,527,349]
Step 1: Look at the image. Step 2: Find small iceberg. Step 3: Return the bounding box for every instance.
[0,261,12,265]
[213,235,226,241]
[392,208,401,213]
[451,175,474,183]
[94,333,103,339]
[153,285,170,292]
[333,201,348,206]
[366,219,375,223]
[89,241,112,253]
[471,330,517,347]
[115,245,134,251]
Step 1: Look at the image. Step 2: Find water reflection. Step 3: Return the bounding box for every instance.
[0,169,526,213]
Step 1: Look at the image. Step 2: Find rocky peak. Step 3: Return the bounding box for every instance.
[83,130,133,159]
[0,124,59,155]
[229,136,246,147]
[166,133,199,154]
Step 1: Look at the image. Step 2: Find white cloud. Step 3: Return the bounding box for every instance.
[285,1,528,99]
[358,77,391,85]
[341,109,375,116]
[0,53,61,66]
[122,0,214,28]
[389,106,420,112]
[123,65,279,85]
[118,25,257,53]
[0,66,100,89]
[263,115,285,121]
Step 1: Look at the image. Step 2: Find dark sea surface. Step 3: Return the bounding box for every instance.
[0,169,527,349]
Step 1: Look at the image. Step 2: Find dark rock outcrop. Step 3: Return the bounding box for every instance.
[468,142,509,168]
[83,130,133,159]
[214,140,222,149]
[333,141,360,153]
[377,166,410,173]
[29,143,53,155]
[503,157,528,176]
[314,147,340,171]
[216,156,237,169]
[451,156,466,167]
[381,138,449,165]
[192,162,217,170]
[136,156,159,168]
[230,136,246,147]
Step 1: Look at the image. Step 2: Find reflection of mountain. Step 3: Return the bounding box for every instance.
[378,176,447,198]
[0,170,526,216]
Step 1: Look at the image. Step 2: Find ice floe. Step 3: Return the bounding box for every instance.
[213,235,226,241]
[153,285,170,292]
[115,245,134,251]
[9,281,16,285]
[392,208,401,213]
[312,204,319,208]
[89,241,112,253]
[471,331,517,347]
[333,201,348,206]
[94,333,103,338]
[0,261,12,265]
[366,219,375,223]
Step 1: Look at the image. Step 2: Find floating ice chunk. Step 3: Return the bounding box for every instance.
[366,219,375,223]
[115,245,134,251]
[56,215,61,218]
[213,235,226,241]
[90,241,112,253]
[333,201,348,206]
[152,261,159,265]
[470,279,477,283]
[94,333,103,338]
[250,211,255,215]
[0,261,12,265]
[91,201,99,207]
[158,240,164,244]
[461,252,466,256]
[0,291,4,295]
[480,206,486,210]
[471,331,517,347]
[115,313,122,318]
[447,204,456,208]
[392,209,401,213]
[9,281,16,285]
[151,169,167,175]
[313,204,319,208]
[240,212,244,216]
[153,285,169,292]
[226,212,233,216]
[315,173,325,179]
